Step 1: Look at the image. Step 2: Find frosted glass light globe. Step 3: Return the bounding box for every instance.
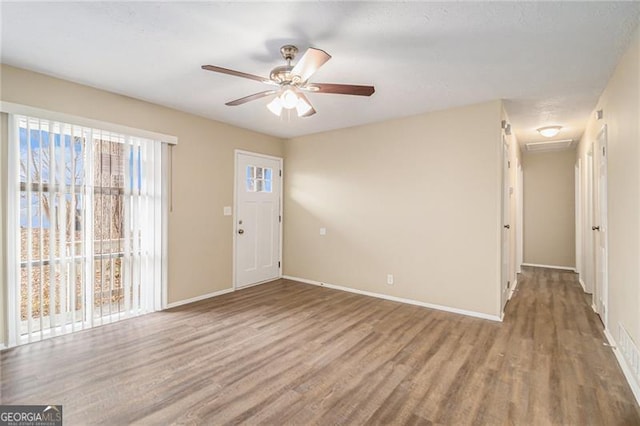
[281,89,299,109]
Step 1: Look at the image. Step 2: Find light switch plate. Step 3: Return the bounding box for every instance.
[223,206,232,216]
[319,227,327,235]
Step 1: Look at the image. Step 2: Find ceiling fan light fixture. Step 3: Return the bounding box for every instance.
[267,97,283,116]
[295,97,313,117]
[281,88,299,109]
[537,125,562,138]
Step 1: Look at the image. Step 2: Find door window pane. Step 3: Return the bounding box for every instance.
[246,165,273,193]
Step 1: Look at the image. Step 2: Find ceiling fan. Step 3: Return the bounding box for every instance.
[201,45,375,118]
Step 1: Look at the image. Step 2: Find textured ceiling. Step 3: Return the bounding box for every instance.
[1,2,639,142]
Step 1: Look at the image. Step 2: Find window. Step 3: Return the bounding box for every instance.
[8,115,166,345]
[246,165,272,193]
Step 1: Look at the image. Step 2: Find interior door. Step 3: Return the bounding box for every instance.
[593,126,608,324]
[501,138,511,311]
[584,148,595,295]
[575,161,582,280]
[235,151,282,288]
[516,163,524,274]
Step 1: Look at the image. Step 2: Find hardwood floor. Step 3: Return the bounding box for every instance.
[2,266,639,425]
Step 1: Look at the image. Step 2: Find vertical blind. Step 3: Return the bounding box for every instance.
[8,115,165,346]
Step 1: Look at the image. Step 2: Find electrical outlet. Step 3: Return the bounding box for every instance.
[387,274,394,285]
[319,227,326,235]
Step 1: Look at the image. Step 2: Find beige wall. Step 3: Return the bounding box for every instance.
[283,100,504,318]
[522,149,576,268]
[0,65,283,344]
[577,27,639,344]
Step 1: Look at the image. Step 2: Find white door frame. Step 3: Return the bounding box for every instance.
[575,159,582,288]
[516,161,524,275]
[232,149,283,290]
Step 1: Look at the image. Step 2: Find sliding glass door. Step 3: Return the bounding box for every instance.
[9,115,165,345]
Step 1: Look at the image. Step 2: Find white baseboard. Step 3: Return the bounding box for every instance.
[282,275,501,322]
[521,263,576,272]
[579,278,586,292]
[603,327,640,406]
[508,279,519,300]
[165,288,234,309]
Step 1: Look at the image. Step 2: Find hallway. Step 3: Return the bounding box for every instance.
[500,266,639,424]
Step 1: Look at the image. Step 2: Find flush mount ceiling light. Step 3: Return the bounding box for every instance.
[537,125,562,138]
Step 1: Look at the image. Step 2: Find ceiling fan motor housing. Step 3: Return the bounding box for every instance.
[270,65,294,84]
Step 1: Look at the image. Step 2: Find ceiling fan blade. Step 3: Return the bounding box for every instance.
[296,92,316,117]
[291,48,331,83]
[202,65,274,85]
[225,90,277,106]
[307,83,375,96]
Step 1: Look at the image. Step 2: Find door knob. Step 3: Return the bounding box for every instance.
[504,224,510,229]
[238,229,244,234]
[592,226,600,231]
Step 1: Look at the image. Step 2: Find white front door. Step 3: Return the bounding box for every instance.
[234,151,282,288]
[593,126,608,324]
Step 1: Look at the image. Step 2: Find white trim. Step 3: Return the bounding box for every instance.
[278,162,284,277]
[579,278,587,293]
[0,101,178,145]
[0,344,6,351]
[234,149,283,162]
[165,288,234,309]
[282,275,502,322]
[508,279,519,300]
[603,328,640,406]
[232,151,238,290]
[161,144,169,309]
[575,160,582,278]
[516,162,524,274]
[521,263,576,272]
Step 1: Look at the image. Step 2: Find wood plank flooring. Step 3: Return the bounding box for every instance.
[2,266,639,425]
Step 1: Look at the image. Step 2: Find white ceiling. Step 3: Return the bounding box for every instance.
[1,2,639,142]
